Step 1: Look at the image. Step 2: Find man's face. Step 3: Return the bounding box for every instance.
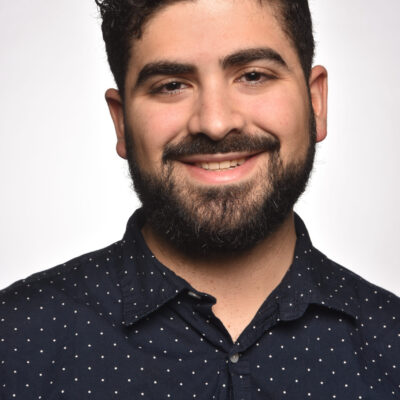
[107,0,327,255]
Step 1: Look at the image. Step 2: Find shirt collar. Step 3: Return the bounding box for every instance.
[117,209,359,326]
[117,209,192,326]
[274,214,359,322]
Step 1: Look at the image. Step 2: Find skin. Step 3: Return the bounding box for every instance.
[106,0,328,342]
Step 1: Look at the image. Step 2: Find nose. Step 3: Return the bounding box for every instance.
[187,81,245,140]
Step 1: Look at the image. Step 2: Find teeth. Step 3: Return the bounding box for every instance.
[208,162,219,170]
[220,161,231,169]
[195,158,247,170]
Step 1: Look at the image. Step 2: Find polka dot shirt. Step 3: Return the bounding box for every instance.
[1,209,399,399]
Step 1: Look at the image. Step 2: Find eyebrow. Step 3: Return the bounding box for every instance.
[221,47,288,70]
[133,47,288,90]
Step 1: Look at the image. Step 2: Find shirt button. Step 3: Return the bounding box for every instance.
[187,291,201,299]
[230,353,240,363]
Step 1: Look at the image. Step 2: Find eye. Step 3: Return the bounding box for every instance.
[237,70,274,85]
[151,80,189,95]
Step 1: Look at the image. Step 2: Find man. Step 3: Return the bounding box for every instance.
[0,0,399,398]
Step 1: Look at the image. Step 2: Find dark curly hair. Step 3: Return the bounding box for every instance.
[95,0,314,98]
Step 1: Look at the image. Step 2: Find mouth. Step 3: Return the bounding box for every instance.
[178,151,260,170]
[176,151,263,184]
[194,157,246,171]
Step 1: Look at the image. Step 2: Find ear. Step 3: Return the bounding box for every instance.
[309,65,328,143]
[105,88,127,159]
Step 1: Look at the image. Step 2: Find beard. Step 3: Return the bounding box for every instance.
[125,115,316,258]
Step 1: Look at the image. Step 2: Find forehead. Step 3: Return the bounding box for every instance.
[128,0,298,73]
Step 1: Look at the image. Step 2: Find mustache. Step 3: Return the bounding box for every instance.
[162,133,280,162]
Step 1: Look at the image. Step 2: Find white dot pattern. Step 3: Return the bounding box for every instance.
[0,210,399,399]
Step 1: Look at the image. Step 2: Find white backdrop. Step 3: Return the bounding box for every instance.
[0,1,399,295]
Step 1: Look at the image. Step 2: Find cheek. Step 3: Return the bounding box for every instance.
[127,102,190,169]
[249,88,310,162]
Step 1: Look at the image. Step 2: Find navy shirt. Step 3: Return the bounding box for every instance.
[1,210,399,399]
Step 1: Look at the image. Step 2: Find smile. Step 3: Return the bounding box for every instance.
[177,152,263,185]
[195,158,246,171]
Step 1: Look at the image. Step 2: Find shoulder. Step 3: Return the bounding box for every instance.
[0,240,130,391]
[0,240,124,326]
[325,256,400,346]
[327,257,400,315]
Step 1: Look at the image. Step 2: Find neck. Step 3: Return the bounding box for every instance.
[141,211,297,342]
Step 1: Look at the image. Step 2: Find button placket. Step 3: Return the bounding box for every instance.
[228,358,251,400]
